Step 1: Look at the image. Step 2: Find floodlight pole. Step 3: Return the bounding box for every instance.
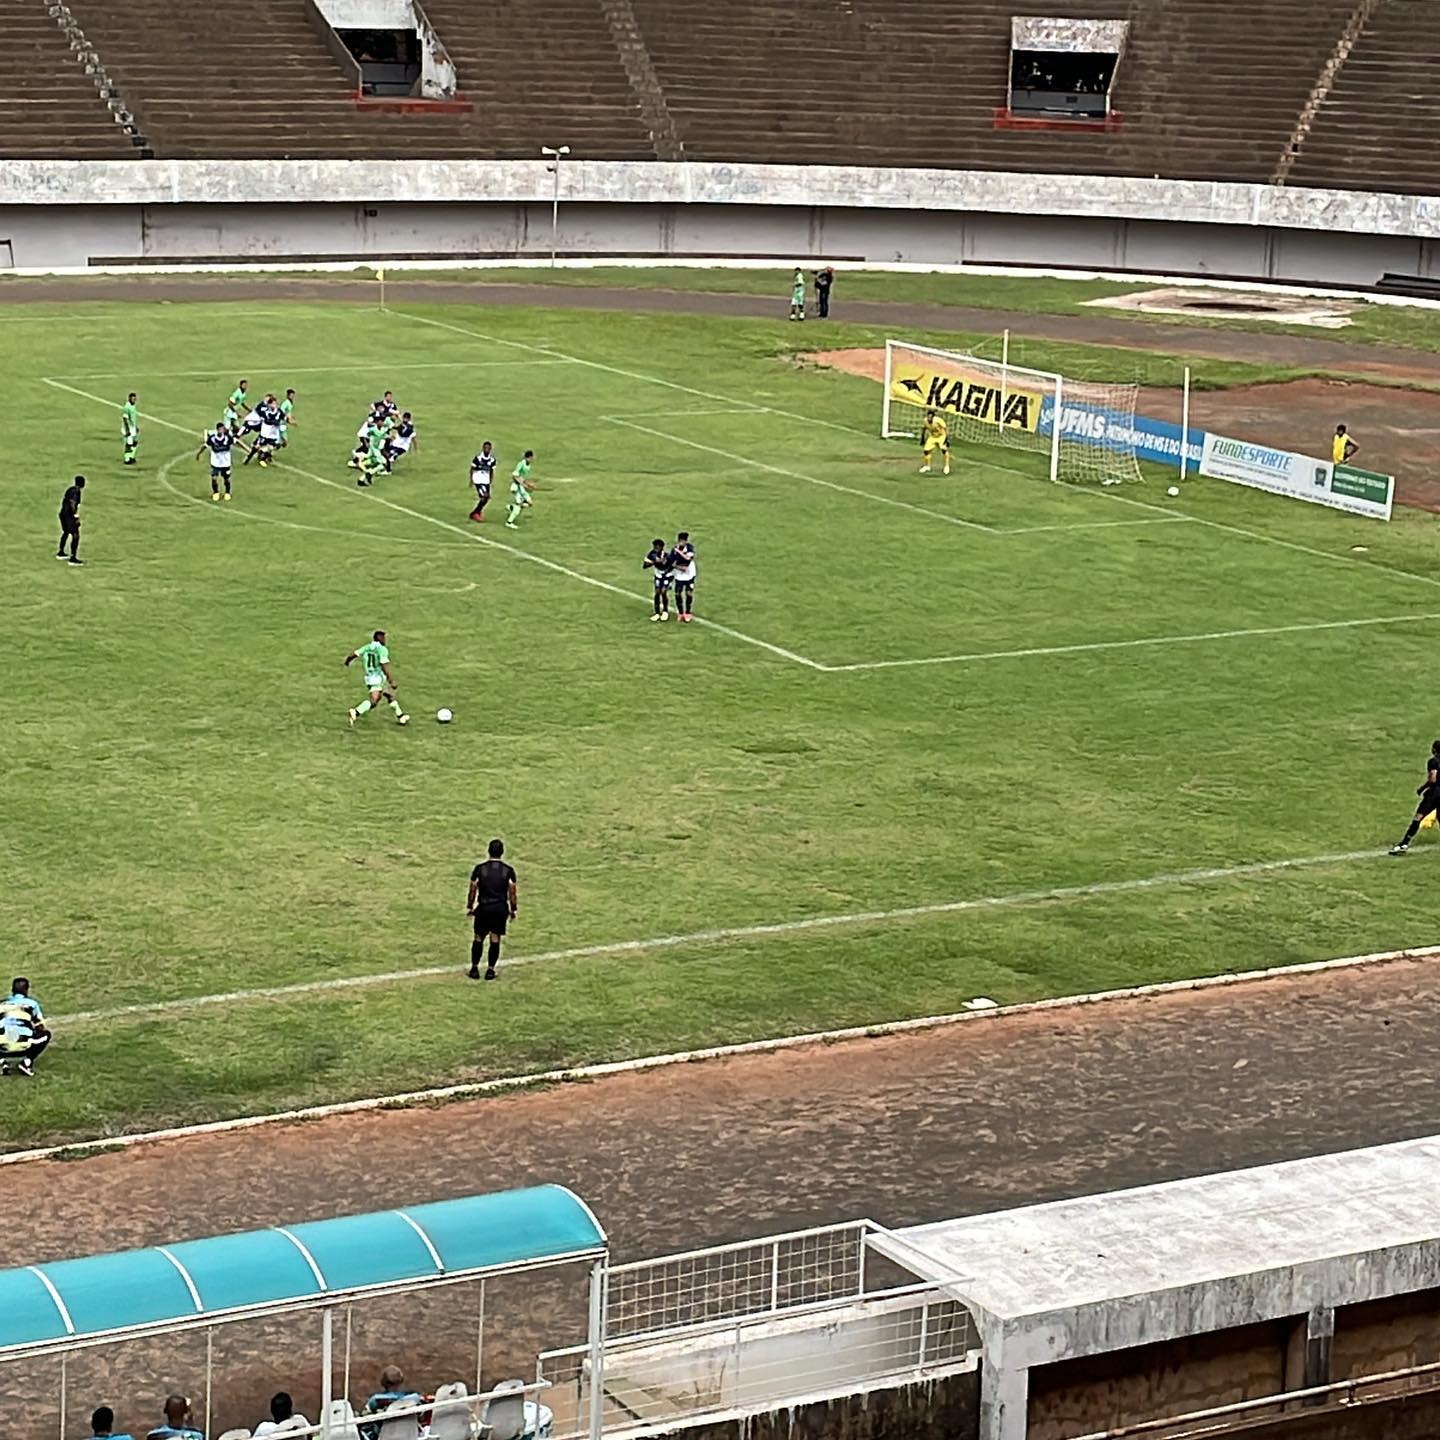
[541,145,571,268]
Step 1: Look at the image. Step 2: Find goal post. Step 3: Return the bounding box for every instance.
[881,338,1141,487]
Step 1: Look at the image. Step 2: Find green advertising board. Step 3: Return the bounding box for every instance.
[1332,464,1393,506]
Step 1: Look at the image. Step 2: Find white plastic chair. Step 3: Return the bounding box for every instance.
[322,1399,364,1440]
[479,1380,527,1440]
[376,1396,421,1440]
[217,1430,253,1440]
[429,1381,475,1440]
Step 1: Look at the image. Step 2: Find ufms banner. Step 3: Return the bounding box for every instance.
[1038,399,1206,471]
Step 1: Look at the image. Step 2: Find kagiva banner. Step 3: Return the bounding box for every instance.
[1199,434,1393,521]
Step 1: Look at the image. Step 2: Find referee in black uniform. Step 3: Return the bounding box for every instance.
[57,475,85,565]
[1390,739,1440,854]
[467,838,518,979]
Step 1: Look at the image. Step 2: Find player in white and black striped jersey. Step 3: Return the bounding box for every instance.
[469,440,497,522]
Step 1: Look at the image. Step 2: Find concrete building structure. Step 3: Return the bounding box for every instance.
[2,159,1440,284]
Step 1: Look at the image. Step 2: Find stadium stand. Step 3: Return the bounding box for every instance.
[1285,0,1440,195]
[0,0,140,157]
[58,0,654,161]
[627,0,1361,183]
[10,0,1428,195]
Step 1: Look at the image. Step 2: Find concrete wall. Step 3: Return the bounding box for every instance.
[3,200,1437,284]
[313,0,412,27]
[655,1366,980,1440]
[1332,1291,1440,1378]
[1,159,1439,283]
[1026,1320,1294,1440]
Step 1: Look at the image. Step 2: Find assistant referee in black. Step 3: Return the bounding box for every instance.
[467,838,518,980]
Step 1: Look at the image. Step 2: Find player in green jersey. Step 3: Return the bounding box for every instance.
[505,450,537,528]
[344,630,409,727]
[278,388,296,448]
[357,423,388,487]
[121,393,140,465]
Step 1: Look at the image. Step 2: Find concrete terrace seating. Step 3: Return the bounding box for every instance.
[1287,0,1440,195]
[628,0,1358,184]
[0,0,137,157]
[61,0,654,160]
[418,0,656,159]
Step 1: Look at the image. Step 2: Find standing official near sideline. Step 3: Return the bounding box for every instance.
[467,839,518,980]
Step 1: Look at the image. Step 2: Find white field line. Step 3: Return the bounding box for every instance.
[824,610,1440,672]
[47,359,575,381]
[12,930,1438,1167]
[606,405,768,419]
[996,516,1197,535]
[385,311,1440,592]
[41,380,825,672]
[54,844,1421,1028]
[605,417,1001,533]
[154,451,473,548]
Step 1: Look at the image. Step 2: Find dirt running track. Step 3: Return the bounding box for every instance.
[9,273,1440,502]
[10,956,1440,1432]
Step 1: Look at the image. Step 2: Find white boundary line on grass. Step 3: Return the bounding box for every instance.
[10,930,1437,1168]
[386,309,1440,600]
[53,843,1423,1026]
[48,359,575,381]
[822,611,1440,672]
[47,382,1440,675]
[41,380,826,672]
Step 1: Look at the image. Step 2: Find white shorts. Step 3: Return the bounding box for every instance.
[243,414,261,431]
[260,424,281,443]
[364,674,387,693]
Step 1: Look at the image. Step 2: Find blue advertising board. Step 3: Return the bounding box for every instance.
[1038,398,1206,474]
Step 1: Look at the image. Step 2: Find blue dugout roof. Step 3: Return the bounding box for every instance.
[0,1185,604,1358]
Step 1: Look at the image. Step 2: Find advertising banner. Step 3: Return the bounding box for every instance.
[889,362,1043,433]
[1199,434,1393,521]
[1040,399,1205,471]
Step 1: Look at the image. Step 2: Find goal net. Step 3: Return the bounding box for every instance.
[881,338,1142,486]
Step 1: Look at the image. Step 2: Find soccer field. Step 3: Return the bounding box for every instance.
[7,290,1440,1149]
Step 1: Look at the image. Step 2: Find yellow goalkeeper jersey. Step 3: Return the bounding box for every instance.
[924,415,949,445]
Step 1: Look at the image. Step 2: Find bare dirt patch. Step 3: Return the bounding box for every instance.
[809,350,1440,511]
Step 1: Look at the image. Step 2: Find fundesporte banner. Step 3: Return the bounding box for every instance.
[1199,434,1394,521]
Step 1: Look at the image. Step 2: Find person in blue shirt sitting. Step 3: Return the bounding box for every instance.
[92,1405,135,1440]
[145,1394,203,1440]
[0,977,51,1077]
[363,1365,421,1440]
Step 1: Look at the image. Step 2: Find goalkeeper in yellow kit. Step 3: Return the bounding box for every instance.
[919,409,951,475]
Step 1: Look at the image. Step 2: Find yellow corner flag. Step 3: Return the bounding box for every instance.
[1422,813,1436,831]
[376,266,385,283]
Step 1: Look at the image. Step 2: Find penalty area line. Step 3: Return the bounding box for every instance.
[42,379,824,673]
[54,843,1426,1028]
[13,927,1439,1166]
[826,610,1440,672]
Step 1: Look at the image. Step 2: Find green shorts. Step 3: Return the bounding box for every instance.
[364,673,386,693]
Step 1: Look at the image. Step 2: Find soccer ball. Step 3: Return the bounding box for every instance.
[1166,486,1181,497]
[436,707,453,724]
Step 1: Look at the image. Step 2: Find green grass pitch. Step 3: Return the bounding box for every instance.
[6,291,1440,1149]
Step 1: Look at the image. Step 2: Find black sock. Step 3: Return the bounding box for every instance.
[470,939,485,973]
[1403,819,1422,845]
[487,939,501,973]
[225,479,232,494]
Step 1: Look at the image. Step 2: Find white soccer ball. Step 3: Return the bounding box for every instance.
[436,707,453,724]
[1167,486,1180,497]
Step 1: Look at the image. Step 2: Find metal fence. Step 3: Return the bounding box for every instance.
[539,1280,978,1437]
[604,1221,869,1342]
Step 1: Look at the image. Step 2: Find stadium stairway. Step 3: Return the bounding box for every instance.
[0,0,139,157]
[1286,0,1440,195]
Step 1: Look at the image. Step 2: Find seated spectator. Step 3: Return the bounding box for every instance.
[362,1366,421,1438]
[146,1395,203,1440]
[254,1392,310,1436]
[0,977,51,1077]
[92,1406,135,1440]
